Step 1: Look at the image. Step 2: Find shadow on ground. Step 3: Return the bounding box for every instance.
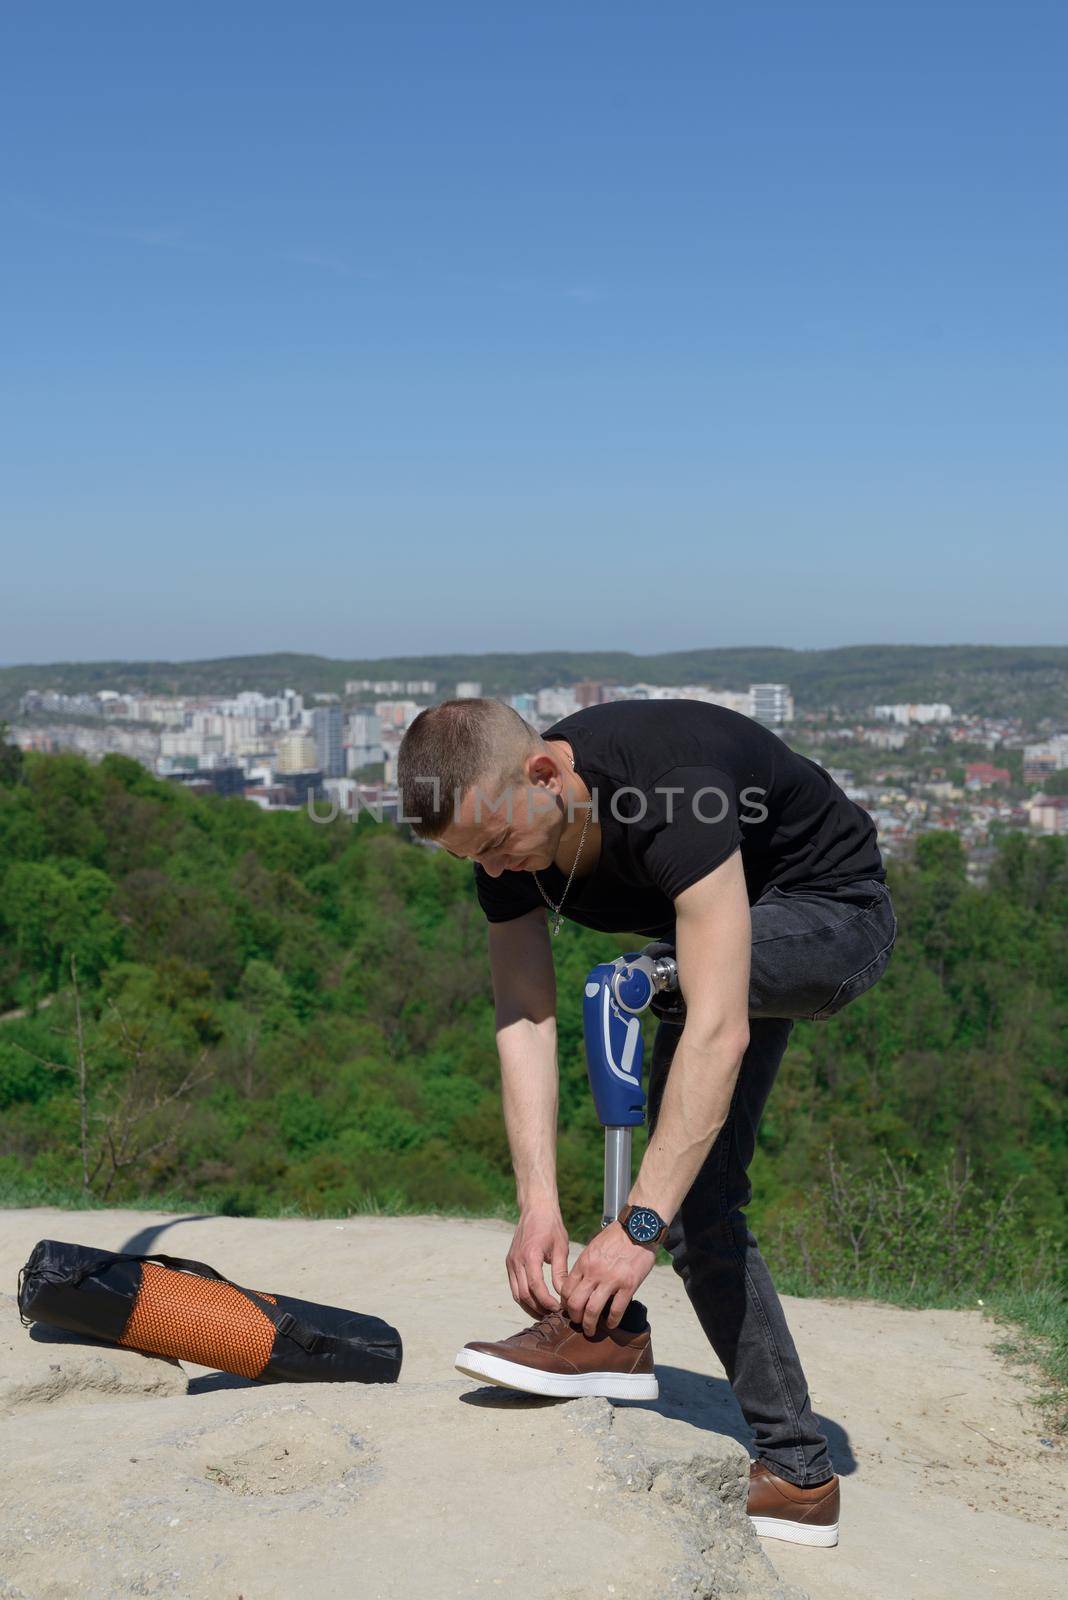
[460,1363,856,1476]
[119,1215,218,1255]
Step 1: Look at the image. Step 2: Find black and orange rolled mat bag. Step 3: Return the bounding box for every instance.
[17,1239,402,1384]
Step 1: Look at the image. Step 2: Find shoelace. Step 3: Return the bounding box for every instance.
[520,1308,570,1343]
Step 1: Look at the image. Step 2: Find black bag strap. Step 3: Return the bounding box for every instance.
[66,1250,322,1354]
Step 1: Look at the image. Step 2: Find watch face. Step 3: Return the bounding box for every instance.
[626,1207,663,1244]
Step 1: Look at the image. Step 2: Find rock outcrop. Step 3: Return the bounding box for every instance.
[0,1371,801,1600]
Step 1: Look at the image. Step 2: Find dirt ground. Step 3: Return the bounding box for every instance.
[1,1208,1065,1599]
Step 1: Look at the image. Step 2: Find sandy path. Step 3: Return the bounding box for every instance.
[1,1207,1065,1599]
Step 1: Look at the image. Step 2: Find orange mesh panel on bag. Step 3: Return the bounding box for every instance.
[118,1262,278,1379]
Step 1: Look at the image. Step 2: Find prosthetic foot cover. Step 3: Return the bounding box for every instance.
[17,1239,402,1384]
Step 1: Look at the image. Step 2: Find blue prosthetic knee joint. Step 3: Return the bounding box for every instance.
[582,945,679,1228]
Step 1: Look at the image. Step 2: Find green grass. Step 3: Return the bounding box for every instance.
[0,1172,517,1224]
[987,1283,1068,1435]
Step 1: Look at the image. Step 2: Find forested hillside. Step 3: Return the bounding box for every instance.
[4,642,1068,717]
[0,745,1064,1320]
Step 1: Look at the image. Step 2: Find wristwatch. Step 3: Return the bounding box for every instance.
[617,1204,669,1247]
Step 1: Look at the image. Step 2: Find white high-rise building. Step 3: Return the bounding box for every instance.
[276,733,318,773]
[222,715,262,754]
[750,684,795,725]
[346,710,383,773]
[536,687,579,719]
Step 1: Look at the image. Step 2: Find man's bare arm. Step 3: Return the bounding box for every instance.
[488,908,571,1312]
[489,908,559,1205]
[629,847,752,1222]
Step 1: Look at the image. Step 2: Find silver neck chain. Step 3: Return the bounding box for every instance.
[533,751,591,936]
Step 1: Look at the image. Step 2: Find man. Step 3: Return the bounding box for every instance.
[397,695,897,1548]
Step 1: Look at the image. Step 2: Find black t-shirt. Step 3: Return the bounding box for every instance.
[474,699,885,937]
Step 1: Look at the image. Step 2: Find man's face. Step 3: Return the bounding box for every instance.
[437,759,565,876]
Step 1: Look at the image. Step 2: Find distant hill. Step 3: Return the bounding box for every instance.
[3,644,1067,719]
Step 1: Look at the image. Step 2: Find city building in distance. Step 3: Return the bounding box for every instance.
[12,667,1068,866]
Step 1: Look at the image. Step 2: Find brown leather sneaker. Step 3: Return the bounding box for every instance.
[455,1302,658,1399]
[747,1460,840,1546]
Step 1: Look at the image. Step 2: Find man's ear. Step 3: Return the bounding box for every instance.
[525,749,561,788]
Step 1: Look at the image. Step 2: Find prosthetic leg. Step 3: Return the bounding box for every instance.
[582,943,680,1228]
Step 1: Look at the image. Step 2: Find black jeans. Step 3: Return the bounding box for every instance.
[646,876,897,1487]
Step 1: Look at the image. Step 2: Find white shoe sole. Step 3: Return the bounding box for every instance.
[454,1346,659,1400]
[749,1514,839,1547]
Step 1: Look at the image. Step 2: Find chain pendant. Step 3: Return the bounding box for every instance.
[536,756,586,942]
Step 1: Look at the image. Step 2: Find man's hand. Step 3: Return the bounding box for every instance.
[560,1222,656,1335]
[506,1199,571,1317]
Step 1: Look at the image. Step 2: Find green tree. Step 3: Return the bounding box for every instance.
[0,721,24,785]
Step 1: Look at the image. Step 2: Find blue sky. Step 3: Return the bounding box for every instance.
[2,1,1065,663]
